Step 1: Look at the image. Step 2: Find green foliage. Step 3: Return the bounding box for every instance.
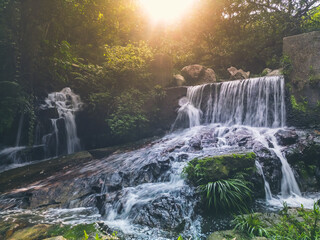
[0,81,24,135]
[233,213,268,237]
[291,95,308,113]
[183,153,255,212]
[107,88,148,139]
[183,153,256,185]
[268,203,320,240]
[83,230,89,240]
[302,6,320,32]
[309,65,320,86]
[233,203,320,240]
[281,55,293,76]
[200,178,252,212]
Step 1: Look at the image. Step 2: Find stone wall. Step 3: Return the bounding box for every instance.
[283,31,320,127]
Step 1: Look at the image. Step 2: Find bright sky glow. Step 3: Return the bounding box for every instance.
[139,0,195,24]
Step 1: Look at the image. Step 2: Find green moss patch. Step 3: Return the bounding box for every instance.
[183,152,256,185]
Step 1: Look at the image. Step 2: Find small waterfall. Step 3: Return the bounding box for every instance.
[173,76,286,129]
[268,134,301,197]
[173,75,302,202]
[41,87,82,155]
[255,160,272,200]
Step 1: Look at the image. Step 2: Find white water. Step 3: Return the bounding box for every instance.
[255,161,272,201]
[173,76,286,129]
[172,75,317,208]
[42,87,82,155]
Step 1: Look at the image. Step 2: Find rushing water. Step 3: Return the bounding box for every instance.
[41,87,82,155]
[0,88,82,171]
[173,76,286,129]
[1,77,319,239]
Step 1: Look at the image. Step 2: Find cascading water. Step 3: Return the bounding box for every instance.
[255,161,272,201]
[41,87,82,155]
[173,75,303,203]
[173,76,286,129]
[0,88,82,172]
[1,77,319,239]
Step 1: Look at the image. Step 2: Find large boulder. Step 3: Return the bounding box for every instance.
[227,66,250,79]
[183,152,257,185]
[173,74,186,86]
[181,64,216,85]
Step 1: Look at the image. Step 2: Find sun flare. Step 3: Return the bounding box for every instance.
[139,0,195,24]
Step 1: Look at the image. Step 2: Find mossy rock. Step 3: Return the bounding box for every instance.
[7,224,50,240]
[183,152,256,185]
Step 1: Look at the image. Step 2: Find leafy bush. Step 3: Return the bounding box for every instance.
[233,213,268,237]
[200,178,252,212]
[233,203,320,240]
[269,203,320,240]
[107,88,148,140]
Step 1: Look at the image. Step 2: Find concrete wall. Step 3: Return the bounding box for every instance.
[283,31,320,107]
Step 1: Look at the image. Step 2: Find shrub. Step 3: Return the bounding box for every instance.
[200,177,252,212]
[233,213,268,237]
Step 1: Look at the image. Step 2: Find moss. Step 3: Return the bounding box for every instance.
[291,95,307,112]
[46,224,98,240]
[183,152,256,185]
[7,224,50,240]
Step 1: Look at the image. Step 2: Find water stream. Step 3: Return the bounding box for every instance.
[41,87,82,155]
[1,76,319,239]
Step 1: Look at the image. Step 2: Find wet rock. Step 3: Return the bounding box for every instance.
[188,137,203,150]
[7,224,50,240]
[132,158,171,184]
[253,143,282,193]
[177,154,189,162]
[275,129,298,146]
[130,193,193,231]
[0,151,93,194]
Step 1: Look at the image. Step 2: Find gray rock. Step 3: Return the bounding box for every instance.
[267,68,283,76]
[173,74,186,86]
[227,66,250,79]
[181,64,216,85]
[275,129,298,146]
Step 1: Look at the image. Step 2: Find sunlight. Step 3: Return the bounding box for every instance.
[139,0,195,24]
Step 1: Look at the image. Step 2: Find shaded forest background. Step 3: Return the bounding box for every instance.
[1,0,320,148]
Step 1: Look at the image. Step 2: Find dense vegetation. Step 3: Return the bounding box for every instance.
[0,0,320,147]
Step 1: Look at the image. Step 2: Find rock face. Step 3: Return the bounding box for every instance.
[227,66,250,79]
[157,86,187,131]
[283,31,320,127]
[181,64,216,85]
[283,31,320,107]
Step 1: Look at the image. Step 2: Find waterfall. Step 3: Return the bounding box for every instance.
[173,76,286,129]
[173,75,302,201]
[255,160,272,201]
[41,87,82,155]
